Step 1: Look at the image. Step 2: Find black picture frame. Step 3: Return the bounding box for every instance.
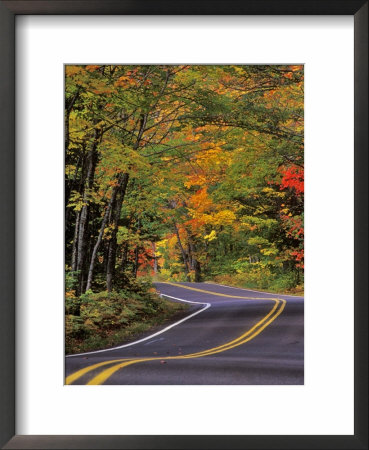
[0,1,367,449]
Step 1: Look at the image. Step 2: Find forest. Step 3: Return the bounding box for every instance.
[65,65,304,353]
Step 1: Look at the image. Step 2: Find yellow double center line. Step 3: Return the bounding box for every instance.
[66,283,286,385]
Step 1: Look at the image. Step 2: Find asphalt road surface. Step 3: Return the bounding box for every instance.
[65,282,304,385]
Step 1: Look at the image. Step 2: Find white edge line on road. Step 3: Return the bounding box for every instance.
[66,294,210,358]
[204,282,304,298]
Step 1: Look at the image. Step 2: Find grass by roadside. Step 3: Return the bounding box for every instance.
[206,280,304,296]
[154,273,303,296]
[208,275,304,297]
[65,286,189,355]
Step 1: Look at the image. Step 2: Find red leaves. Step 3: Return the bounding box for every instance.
[291,249,304,268]
[281,215,304,268]
[281,215,303,238]
[279,165,304,195]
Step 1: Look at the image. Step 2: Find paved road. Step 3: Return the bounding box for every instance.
[65,282,304,385]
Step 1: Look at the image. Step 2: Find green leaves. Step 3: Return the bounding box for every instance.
[65,64,304,296]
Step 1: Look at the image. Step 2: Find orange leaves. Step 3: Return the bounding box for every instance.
[184,177,204,190]
[86,65,101,72]
[289,65,303,72]
[188,187,213,213]
[115,75,138,88]
[116,76,130,86]
[185,217,206,232]
[92,88,112,95]
[263,89,277,100]
[184,133,200,142]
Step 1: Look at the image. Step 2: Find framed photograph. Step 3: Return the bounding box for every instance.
[64,62,305,388]
[1,1,367,449]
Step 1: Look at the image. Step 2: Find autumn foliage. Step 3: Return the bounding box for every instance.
[65,65,304,299]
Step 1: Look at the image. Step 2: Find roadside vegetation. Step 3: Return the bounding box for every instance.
[65,275,188,354]
[65,65,304,352]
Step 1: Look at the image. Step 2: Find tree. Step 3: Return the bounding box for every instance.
[65,64,304,295]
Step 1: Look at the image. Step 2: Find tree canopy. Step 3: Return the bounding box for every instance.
[65,64,304,296]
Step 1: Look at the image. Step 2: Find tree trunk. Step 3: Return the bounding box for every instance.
[106,173,129,292]
[173,222,190,279]
[151,242,158,274]
[132,219,141,278]
[103,241,110,274]
[76,132,100,292]
[133,245,139,278]
[65,89,81,228]
[188,234,201,282]
[120,242,129,271]
[187,243,193,270]
[194,260,201,282]
[65,153,83,226]
[71,210,80,271]
[85,187,117,292]
[86,173,128,292]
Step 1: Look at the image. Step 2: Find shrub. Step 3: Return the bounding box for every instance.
[65,275,188,354]
[212,262,303,293]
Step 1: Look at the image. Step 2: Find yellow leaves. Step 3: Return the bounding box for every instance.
[247,236,269,248]
[65,290,76,298]
[232,66,246,76]
[67,191,85,211]
[103,225,115,240]
[212,210,236,225]
[68,112,96,140]
[156,238,168,248]
[83,318,97,329]
[68,188,106,211]
[190,209,236,229]
[183,144,231,190]
[240,216,277,232]
[65,164,76,178]
[204,230,217,241]
[184,174,207,189]
[260,247,278,256]
[167,234,179,251]
[262,187,274,194]
[98,138,149,178]
[116,226,141,246]
[65,66,84,77]
[262,187,286,198]
[240,220,255,231]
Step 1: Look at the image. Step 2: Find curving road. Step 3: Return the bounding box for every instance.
[65,282,304,385]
